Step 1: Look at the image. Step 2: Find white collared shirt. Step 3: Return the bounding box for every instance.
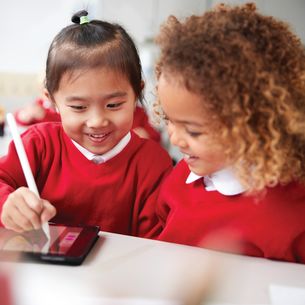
[71,132,131,164]
[186,167,245,196]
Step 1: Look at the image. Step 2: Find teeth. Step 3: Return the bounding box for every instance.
[90,134,106,138]
[184,153,191,159]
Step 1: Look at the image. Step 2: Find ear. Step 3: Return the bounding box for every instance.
[42,88,51,101]
[43,89,58,109]
[42,89,56,106]
[134,80,145,110]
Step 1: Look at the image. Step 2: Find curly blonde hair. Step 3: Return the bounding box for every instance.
[155,3,305,193]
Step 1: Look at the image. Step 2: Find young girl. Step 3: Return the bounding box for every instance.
[0,10,172,237]
[154,3,305,263]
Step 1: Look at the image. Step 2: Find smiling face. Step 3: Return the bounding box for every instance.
[48,67,136,155]
[157,73,228,176]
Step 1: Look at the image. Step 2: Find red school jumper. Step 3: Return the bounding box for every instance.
[132,106,160,142]
[156,160,305,263]
[0,122,172,238]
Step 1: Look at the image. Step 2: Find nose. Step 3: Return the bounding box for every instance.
[86,110,109,129]
[168,122,187,149]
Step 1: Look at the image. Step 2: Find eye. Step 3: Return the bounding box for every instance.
[106,102,124,109]
[69,105,87,111]
[186,130,202,138]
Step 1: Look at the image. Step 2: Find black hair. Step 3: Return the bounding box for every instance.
[45,10,143,102]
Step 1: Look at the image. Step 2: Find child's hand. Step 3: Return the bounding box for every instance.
[17,103,46,124]
[1,187,56,233]
[133,127,150,139]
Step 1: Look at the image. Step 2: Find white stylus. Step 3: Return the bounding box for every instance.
[6,113,50,242]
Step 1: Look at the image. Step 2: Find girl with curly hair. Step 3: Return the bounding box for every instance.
[155,3,305,263]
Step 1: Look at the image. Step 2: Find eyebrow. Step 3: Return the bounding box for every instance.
[176,120,204,127]
[66,91,128,102]
[163,110,204,127]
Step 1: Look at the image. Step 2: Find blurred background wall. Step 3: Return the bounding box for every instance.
[0,0,304,157]
[0,0,304,100]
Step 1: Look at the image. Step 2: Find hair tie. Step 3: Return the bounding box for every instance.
[80,15,89,25]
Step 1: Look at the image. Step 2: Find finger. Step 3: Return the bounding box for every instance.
[8,205,36,231]
[40,200,56,223]
[1,213,23,232]
[15,200,42,230]
[8,188,42,230]
[1,199,29,232]
[16,188,44,213]
[2,211,30,233]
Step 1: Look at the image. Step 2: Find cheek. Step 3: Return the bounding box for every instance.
[115,108,135,126]
[60,114,81,132]
[195,141,223,161]
[204,145,226,167]
[197,147,214,160]
[55,105,69,121]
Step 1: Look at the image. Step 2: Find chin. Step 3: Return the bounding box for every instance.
[189,165,211,177]
[89,147,108,155]
[188,165,201,175]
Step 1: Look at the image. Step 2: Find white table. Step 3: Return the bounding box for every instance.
[1,128,305,305]
[2,231,305,305]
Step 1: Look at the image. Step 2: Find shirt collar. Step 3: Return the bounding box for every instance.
[186,167,246,196]
[71,132,131,164]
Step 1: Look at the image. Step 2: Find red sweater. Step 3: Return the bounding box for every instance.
[132,106,161,142]
[0,123,172,238]
[156,160,305,263]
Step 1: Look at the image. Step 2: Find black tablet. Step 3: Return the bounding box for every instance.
[0,223,99,265]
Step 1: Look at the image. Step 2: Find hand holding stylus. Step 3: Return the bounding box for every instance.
[1,187,56,234]
[1,113,55,236]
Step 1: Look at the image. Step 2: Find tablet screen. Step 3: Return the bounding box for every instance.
[0,224,99,265]
[43,225,82,255]
[0,225,82,255]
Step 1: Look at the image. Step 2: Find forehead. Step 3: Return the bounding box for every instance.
[58,67,131,90]
[158,73,207,124]
[64,67,126,82]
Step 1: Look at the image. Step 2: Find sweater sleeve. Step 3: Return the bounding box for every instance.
[132,140,172,238]
[154,160,189,239]
[132,106,161,143]
[0,127,44,226]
